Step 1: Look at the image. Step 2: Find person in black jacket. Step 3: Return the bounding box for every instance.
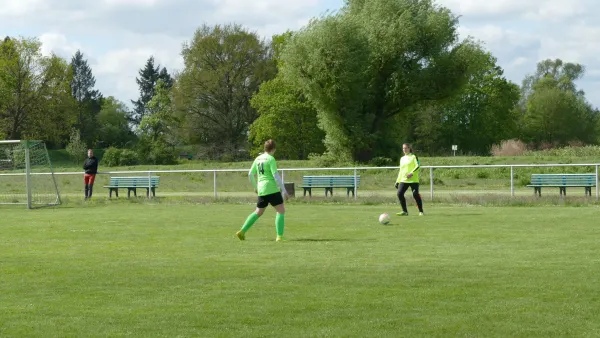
[83,149,98,200]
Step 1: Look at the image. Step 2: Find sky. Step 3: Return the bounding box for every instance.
[1,0,599,108]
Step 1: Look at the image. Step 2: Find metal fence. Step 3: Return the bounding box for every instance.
[2,163,598,201]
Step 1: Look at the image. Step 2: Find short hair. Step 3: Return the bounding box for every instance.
[264,139,276,153]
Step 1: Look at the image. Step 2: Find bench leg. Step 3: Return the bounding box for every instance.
[325,187,333,197]
[303,188,311,197]
[585,187,591,196]
[559,187,566,196]
[127,188,138,199]
[347,187,355,197]
[534,187,541,197]
[151,187,156,197]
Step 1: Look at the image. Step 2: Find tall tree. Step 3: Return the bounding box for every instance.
[0,37,76,142]
[130,56,173,126]
[520,59,598,146]
[280,0,485,162]
[415,52,521,155]
[174,23,275,160]
[249,32,325,159]
[70,50,103,145]
[97,97,136,148]
[137,79,179,164]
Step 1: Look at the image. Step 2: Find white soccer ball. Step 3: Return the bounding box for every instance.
[379,213,390,225]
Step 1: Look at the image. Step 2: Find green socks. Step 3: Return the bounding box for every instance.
[241,212,259,232]
[276,213,285,237]
[240,212,285,237]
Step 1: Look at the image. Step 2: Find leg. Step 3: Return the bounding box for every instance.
[411,183,424,213]
[83,174,91,200]
[271,193,286,241]
[396,183,410,215]
[236,195,268,240]
[88,175,95,199]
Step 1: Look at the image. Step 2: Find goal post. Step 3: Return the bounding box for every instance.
[0,140,61,208]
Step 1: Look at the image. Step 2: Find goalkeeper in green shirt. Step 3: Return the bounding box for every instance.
[395,143,424,216]
[236,139,290,242]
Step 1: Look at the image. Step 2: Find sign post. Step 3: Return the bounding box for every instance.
[452,145,458,156]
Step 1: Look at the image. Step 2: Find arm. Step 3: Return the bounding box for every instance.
[270,159,288,196]
[248,162,257,191]
[273,171,287,195]
[407,156,420,178]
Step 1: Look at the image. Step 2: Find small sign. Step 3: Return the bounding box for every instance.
[452,145,458,150]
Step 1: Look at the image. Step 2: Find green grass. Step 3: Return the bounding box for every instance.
[1,203,599,337]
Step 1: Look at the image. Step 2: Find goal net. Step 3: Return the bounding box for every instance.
[0,140,61,208]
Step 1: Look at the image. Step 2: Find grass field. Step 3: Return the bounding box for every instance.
[1,202,599,337]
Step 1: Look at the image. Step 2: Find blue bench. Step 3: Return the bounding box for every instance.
[104,176,160,198]
[526,174,596,196]
[300,175,360,197]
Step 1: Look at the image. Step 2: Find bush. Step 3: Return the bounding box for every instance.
[102,147,121,167]
[370,157,393,167]
[476,171,490,179]
[119,149,139,166]
[148,143,177,165]
[491,139,528,156]
[101,147,139,166]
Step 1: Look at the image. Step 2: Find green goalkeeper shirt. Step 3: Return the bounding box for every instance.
[249,153,281,196]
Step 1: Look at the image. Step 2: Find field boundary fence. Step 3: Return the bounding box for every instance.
[2,163,598,201]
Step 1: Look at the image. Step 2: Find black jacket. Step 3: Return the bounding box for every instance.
[83,156,98,175]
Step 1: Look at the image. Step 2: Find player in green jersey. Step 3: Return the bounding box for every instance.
[395,143,424,216]
[236,139,289,242]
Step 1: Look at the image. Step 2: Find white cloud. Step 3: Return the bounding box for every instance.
[39,32,81,59]
[0,0,47,16]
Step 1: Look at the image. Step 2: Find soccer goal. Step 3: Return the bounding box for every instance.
[0,140,61,208]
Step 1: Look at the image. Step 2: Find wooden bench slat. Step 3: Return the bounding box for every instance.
[527,173,596,196]
[104,176,160,198]
[299,175,360,197]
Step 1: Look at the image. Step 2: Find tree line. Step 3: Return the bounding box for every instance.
[1,0,598,165]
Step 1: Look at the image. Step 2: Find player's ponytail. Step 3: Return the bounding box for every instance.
[264,139,276,153]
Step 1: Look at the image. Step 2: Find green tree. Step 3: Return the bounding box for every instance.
[70,50,103,145]
[520,59,598,146]
[130,56,173,126]
[97,97,136,147]
[174,23,275,160]
[0,37,77,142]
[249,76,325,159]
[138,80,179,164]
[65,128,87,164]
[415,52,520,155]
[248,32,324,159]
[280,0,483,162]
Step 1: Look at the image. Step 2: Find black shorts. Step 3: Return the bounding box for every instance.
[257,192,284,208]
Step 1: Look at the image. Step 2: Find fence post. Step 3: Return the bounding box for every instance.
[429,167,434,201]
[596,164,598,200]
[510,166,514,197]
[213,170,217,199]
[353,168,357,200]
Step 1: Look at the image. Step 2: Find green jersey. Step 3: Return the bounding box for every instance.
[396,153,420,183]
[249,153,280,196]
